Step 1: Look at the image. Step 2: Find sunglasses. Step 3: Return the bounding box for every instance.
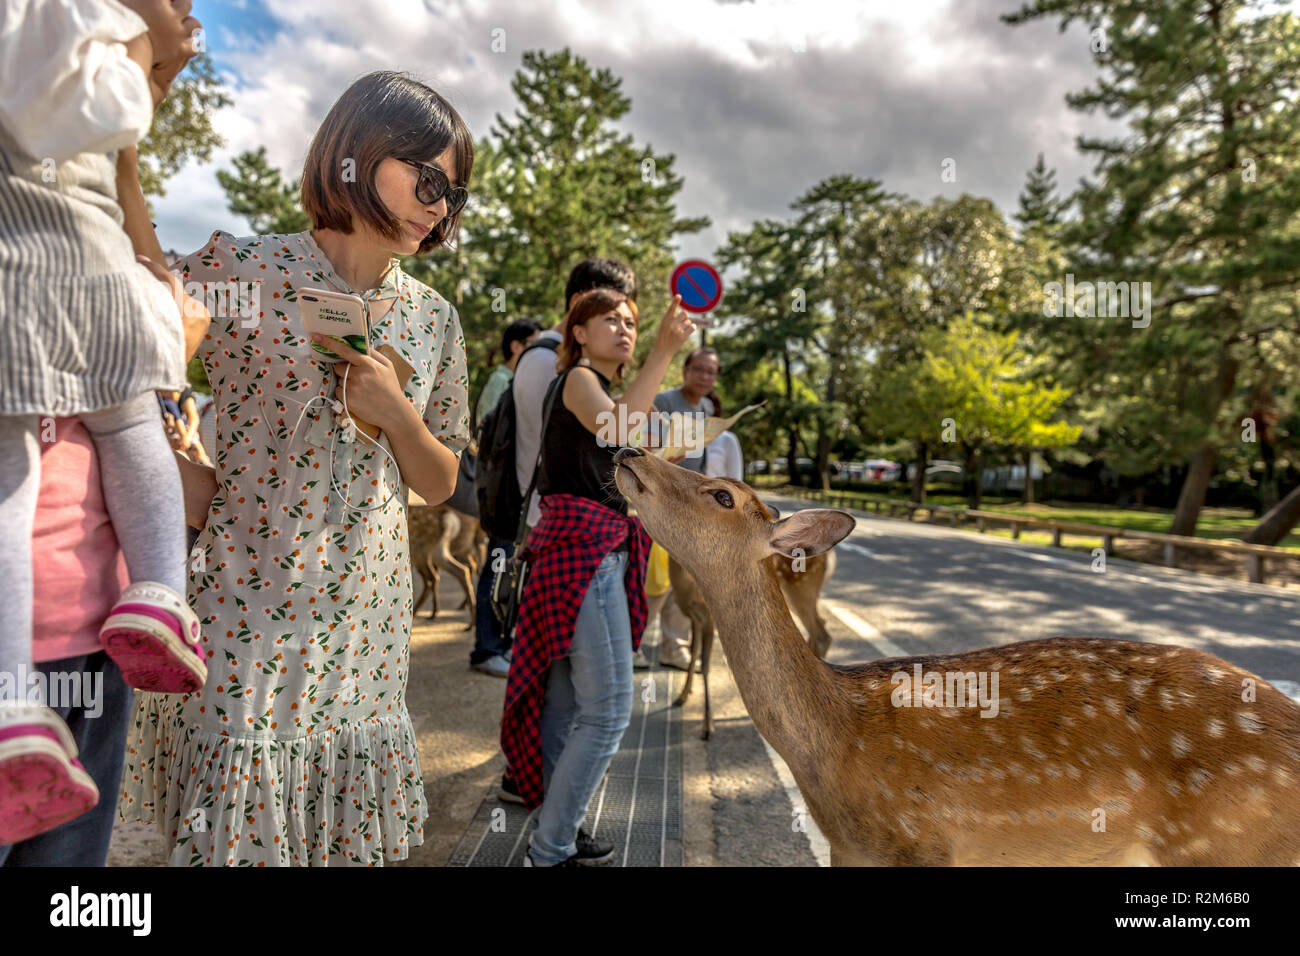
[399,159,469,217]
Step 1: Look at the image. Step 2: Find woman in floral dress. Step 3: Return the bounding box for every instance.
[119,72,473,866]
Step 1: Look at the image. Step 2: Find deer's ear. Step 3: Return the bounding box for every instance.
[767,509,855,558]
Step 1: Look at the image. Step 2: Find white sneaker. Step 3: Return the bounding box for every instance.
[632,648,650,670]
[658,650,700,673]
[471,654,510,678]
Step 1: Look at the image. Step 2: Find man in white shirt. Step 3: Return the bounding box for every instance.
[469,319,542,678]
[705,431,744,481]
[475,319,541,426]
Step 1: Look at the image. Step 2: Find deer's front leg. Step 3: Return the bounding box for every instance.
[700,617,714,740]
[673,618,698,707]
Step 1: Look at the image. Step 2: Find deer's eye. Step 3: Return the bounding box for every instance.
[712,489,734,509]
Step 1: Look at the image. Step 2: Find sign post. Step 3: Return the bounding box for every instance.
[670,259,724,344]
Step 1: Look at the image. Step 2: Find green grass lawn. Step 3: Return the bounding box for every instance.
[754,478,1300,550]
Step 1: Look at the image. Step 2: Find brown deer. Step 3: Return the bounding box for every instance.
[613,447,1300,866]
[409,504,486,627]
[670,546,835,740]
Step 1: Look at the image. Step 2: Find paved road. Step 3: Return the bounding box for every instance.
[720,494,1300,865]
[778,495,1300,683]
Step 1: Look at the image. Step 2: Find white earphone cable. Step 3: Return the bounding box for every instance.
[282,362,401,516]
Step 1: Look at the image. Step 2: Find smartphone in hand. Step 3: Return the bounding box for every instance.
[297,288,369,359]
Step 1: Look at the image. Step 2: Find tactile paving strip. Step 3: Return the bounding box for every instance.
[446,665,684,867]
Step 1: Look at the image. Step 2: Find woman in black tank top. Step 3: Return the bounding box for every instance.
[520,287,695,867]
[538,365,628,517]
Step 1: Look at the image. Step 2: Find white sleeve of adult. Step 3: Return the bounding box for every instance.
[0,0,153,161]
[512,347,557,528]
[726,433,744,481]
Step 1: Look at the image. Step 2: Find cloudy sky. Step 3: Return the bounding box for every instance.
[157,0,1110,262]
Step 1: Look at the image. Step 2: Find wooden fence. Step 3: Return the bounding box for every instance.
[780,487,1298,586]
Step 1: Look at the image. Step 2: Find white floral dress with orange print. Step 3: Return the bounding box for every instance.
[119,230,470,866]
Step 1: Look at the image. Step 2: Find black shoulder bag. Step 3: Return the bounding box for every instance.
[490,370,566,635]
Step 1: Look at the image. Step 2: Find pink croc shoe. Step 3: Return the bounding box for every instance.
[100,582,206,694]
[0,704,99,844]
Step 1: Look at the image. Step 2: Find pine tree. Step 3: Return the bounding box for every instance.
[1015,153,1066,233]
[714,218,823,484]
[137,55,231,202]
[1005,0,1300,536]
[214,147,311,236]
[789,175,891,489]
[413,49,708,387]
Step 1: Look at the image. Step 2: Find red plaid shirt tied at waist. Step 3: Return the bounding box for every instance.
[500,493,651,810]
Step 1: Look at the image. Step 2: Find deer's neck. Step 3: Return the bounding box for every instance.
[696,558,843,777]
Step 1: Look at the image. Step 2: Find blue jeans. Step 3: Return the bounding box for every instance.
[471,537,514,665]
[0,652,133,866]
[530,550,633,864]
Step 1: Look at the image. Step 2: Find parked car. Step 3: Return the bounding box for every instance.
[862,459,902,482]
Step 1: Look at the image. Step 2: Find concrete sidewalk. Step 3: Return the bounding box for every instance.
[107,570,817,866]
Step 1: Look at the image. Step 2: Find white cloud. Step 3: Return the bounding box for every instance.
[155,0,1109,264]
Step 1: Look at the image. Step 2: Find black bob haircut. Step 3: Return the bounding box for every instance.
[564,257,637,308]
[501,319,541,363]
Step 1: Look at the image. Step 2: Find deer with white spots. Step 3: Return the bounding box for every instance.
[613,447,1300,866]
[669,546,836,740]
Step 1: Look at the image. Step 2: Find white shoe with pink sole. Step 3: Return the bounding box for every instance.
[0,704,99,845]
[100,582,206,694]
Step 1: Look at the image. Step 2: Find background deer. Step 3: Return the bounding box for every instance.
[409,504,486,627]
[670,546,836,740]
[613,447,1300,866]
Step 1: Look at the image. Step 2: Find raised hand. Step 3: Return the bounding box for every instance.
[654,294,697,355]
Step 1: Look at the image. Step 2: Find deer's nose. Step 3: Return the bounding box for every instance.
[613,447,645,463]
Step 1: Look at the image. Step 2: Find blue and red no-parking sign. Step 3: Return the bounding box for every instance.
[670,260,724,314]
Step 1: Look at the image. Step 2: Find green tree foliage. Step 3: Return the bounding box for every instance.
[214,147,311,235]
[714,218,825,483]
[137,55,231,202]
[870,316,1080,507]
[839,194,1028,366]
[1004,0,1300,535]
[1015,152,1067,234]
[410,49,709,397]
[788,176,891,488]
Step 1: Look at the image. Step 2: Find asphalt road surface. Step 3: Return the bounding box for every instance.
[717,494,1300,866]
